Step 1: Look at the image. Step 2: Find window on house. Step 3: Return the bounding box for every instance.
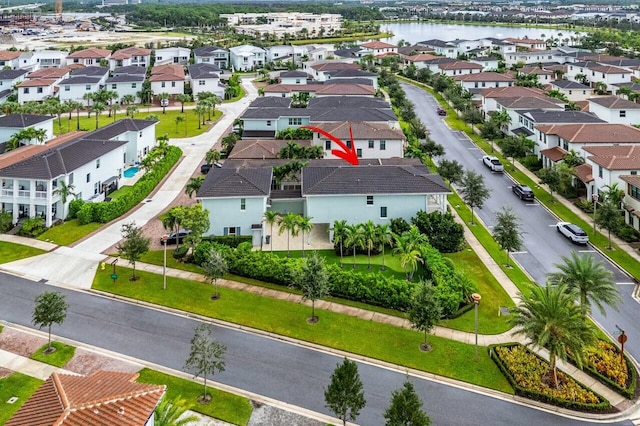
[69,173,74,184]
[23,88,29,94]
[94,182,99,195]
[599,166,603,178]
[356,148,362,158]
[266,120,272,126]
[380,140,386,150]
[569,90,572,95]
[481,82,485,87]
[620,110,627,117]
[161,82,166,88]
[225,226,238,236]
[368,140,374,148]
[366,196,373,205]
[295,79,300,84]
[199,80,205,86]
[86,173,90,183]
[380,206,388,218]
[240,198,246,211]
[630,184,640,200]
[288,117,302,126]
[171,82,176,87]
[346,140,352,149]
[325,140,331,150]
[132,83,137,88]
[96,159,100,169]
[631,171,638,175]
[36,87,43,93]
[85,85,91,90]
[64,86,70,91]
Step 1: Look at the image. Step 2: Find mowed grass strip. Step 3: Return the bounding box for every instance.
[30,342,76,368]
[137,368,252,426]
[93,267,513,393]
[0,241,47,263]
[37,219,103,246]
[0,373,43,424]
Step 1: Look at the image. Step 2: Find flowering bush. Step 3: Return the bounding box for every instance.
[579,340,636,398]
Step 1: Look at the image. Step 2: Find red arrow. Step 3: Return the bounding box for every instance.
[302,125,359,165]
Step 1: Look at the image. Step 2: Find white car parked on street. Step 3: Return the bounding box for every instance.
[556,222,589,244]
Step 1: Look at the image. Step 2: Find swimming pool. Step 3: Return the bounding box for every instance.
[123,167,139,178]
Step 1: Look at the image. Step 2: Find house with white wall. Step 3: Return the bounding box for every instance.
[402,53,439,69]
[620,174,640,231]
[0,114,54,144]
[154,47,190,65]
[586,65,632,92]
[309,121,405,159]
[519,66,555,84]
[322,68,378,88]
[582,144,640,202]
[66,48,111,66]
[89,118,158,167]
[262,82,375,98]
[0,51,21,69]
[480,86,550,115]
[265,45,308,66]
[187,63,224,99]
[454,72,514,99]
[26,67,70,85]
[106,73,145,104]
[469,56,501,71]
[279,70,309,85]
[438,61,483,77]
[194,46,229,68]
[58,67,109,104]
[549,80,595,101]
[359,41,398,57]
[109,47,152,70]
[0,69,28,91]
[27,50,68,70]
[229,45,266,72]
[588,96,640,125]
[17,79,56,103]
[498,97,565,135]
[149,64,185,97]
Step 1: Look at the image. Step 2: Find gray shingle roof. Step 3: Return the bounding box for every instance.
[71,66,109,78]
[88,119,157,140]
[197,166,272,198]
[0,69,28,80]
[188,63,222,79]
[241,107,396,122]
[249,97,292,108]
[0,114,54,128]
[522,110,605,124]
[302,164,450,196]
[112,66,147,76]
[307,96,388,109]
[280,71,308,78]
[322,78,373,86]
[194,46,227,57]
[105,74,145,83]
[325,69,377,78]
[551,80,591,89]
[58,76,102,85]
[0,89,11,100]
[417,39,449,48]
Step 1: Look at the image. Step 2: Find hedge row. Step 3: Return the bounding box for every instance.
[77,146,182,224]
[489,343,611,412]
[203,235,252,248]
[420,243,468,317]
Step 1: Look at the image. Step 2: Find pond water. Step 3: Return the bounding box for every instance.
[379,22,580,46]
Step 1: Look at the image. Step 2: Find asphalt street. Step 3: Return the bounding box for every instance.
[0,273,630,425]
[401,82,640,359]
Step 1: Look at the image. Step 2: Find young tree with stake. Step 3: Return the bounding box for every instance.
[296,252,331,323]
[183,324,226,403]
[492,207,523,267]
[32,291,68,354]
[325,358,366,426]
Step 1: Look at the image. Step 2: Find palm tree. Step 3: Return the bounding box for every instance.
[297,216,313,257]
[392,231,423,281]
[53,180,76,220]
[109,104,119,122]
[344,224,365,269]
[547,252,621,319]
[278,213,299,257]
[205,149,221,165]
[362,220,377,270]
[121,94,135,106]
[510,283,595,389]
[194,105,206,129]
[376,224,393,271]
[185,176,205,198]
[126,105,138,118]
[331,220,347,267]
[154,396,198,426]
[158,92,171,114]
[82,92,94,114]
[263,211,279,252]
[176,93,192,113]
[601,182,624,206]
[91,101,106,130]
[162,206,185,249]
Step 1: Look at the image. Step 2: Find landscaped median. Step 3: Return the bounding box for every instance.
[92,265,514,393]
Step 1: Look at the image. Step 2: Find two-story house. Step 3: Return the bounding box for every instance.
[27,50,68,70]
[105,72,145,104]
[187,63,224,99]
[582,144,640,202]
[309,121,405,159]
[279,70,310,85]
[0,114,55,143]
[469,56,501,71]
[549,80,595,101]
[229,45,266,71]
[438,61,483,77]
[359,41,398,57]
[0,69,28,92]
[454,72,515,100]
[66,48,111,66]
[0,51,21,69]
[149,64,185,97]
[58,67,109,104]
[620,173,640,231]
[194,46,229,68]
[17,79,56,104]
[588,96,640,125]
[154,47,191,65]
[586,65,632,92]
[265,45,308,67]
[109,47,152,70]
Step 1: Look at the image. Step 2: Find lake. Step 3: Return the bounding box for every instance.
[380,22,580,46]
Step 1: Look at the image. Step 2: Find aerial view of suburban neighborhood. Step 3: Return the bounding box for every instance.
[5,0,640,424]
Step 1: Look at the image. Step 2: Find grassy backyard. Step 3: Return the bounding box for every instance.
[37,219,103,246]
[0,373,43,424]
[0,242,46,264]
[137,369,253,426]
[30,342,76,368]
[93,266,513,393]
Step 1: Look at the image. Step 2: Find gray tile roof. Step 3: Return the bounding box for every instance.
[0,69,28,80]
[71,66,109,78]
[105,74,145,83]
[522,110,605,124]
[197,166,272,198]
[302,164,450,196]
[334,48,362,59]
[249,97,292,108]
[307,96,387,109]
[322,78,373,86]
[0,89,10,101]
[241,107,396,122]
[88,119,157,140]
[222,158,422,170]
[194,46,227,57]
[280,71,308,78]
[551,80,591,89]
[417,39,449,48]
[58,76,102,85]
[326,69,377,78]
[112,66,147,76]
[0,114,54,128]
[188,63,222,80]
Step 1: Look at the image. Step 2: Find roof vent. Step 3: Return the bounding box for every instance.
[118,407,125,415]
[93,409,99,414]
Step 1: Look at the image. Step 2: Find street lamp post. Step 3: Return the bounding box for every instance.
[592,193,600,234]
[472,293,482,361]
[161,235,168,290]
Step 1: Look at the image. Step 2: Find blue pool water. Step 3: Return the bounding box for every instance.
[123,167,139,178]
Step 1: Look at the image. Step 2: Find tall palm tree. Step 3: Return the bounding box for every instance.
[121,94,135,107]
[92,101,106,130]
[176,93,192,113]
[547,252,621,319]
[162,206,185,249]
[82,92,94,114]
[392,232,423,281]
[297,216,313,257]
[158,92,171,114]
[510,283,595,389]
[344,224,365,269]
[53,180,76,220]
[185,176,205,198]
[376,223,393,271]
[331,220,347,268]
[263,210,279,252]
[194,105,206,129]
[362,220,377,270]
[278,213,299,257]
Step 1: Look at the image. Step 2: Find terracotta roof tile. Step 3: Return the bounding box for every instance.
[6,371,165,426]
[454,72,515,82]
[587,65,630,75]
[111,47,151,60]
[361,41,397,49]
[28,68,71,79]
[311,121,405,141]
[540,146,568,162]
[149,64,185,81]
[520,66,553,75]
[584,144,640,170]
[403,53,438,62]
[310,62,361,72]
[535,123,640,143]
[439,61,483,70]
[0,51,21,61]
[621,174,640,188]
[573,163,594,183]
[481,86,546,99]
[18,78,56,87]
[228,139,312,159]
[67,48,111,59]
[262,83,374,96]
[588,96,640,109]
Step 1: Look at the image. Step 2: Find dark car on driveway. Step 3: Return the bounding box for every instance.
[161,230,191,245]
[512,183,535,201]
[201,162,223,174]
[437,107,447,116]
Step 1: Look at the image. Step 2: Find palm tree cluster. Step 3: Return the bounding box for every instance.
[267,212,313,257]
[6,127,47,152]
[511,252,621,389]
[193,92,221,129]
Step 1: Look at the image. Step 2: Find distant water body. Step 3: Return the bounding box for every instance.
[380,22,579,45]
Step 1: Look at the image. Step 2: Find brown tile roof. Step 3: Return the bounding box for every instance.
[575,100,590,111]
[149,64,185,82]
[573,163,594,183]
[621,174,640,188]
[480,86,546,99]
[0,51,21,61]
[361,41,397,49]
[111,47,152,60]
[584,144,640,170]
[0,131,85,170]
[310,62,361,72]
[6,371,165,426]
[18,78,56,87]
[375,52,398,59]
[403,53,438,62]
[67,47,111,59]
[311,121,405,141]
[540,146,568,162]
[520,66,553,75]
[439,61,483,71]
[28,68,70,79]
[587,65,630,75]
[454,72,515,82]
[544,64,568,73]
[581,54,625,62]
[228,139,313,159]
[535,123,640,143]
[588,95,640,110]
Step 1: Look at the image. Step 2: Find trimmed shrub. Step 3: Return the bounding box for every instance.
[203,235,252,248]
[520,155,542,172]
[0,211,13,233]
[18,216,46,237]
[616,225,640,243]
[67,199,85,219]
[193,240,213,266]
[411,210,464,253]
[390,217,410,235]
[172,246,189,260]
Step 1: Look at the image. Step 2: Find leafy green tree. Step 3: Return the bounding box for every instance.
[459,170,491,225]
[202,248,228,300]
[162,206,186,249]
[438,159,464,185]
[158,92,171,114]
[538,163,573,200]
[183,324,226,403]
[510,284,595,389]
[32,291,68,353]
[383,381,431,426]
[154,396,198,426]
[185,176,205,198]
[182,203,210,251]
[411,211,463,253]
[331,220,348,267]
[263,211,279,252]
[501,134,534,164]
[547,252,620,319]
[296,252,331,323]
[116,222,150,281]
[324,358,366,426]
[595,200,623,249]
[492,207,523,266]
[408,280,442,351]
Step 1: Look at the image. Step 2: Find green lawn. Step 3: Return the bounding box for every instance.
[137,369,252,426]
[0,373,43,424]
[441,249,514,334]
[52,109,221,140]
[137,250,205,274]
[37,219,103,246]
[108,185,134,200]
[30,342,76,368]
[0,242,46,264]
[223,86,246,103]
[93,266,513,393]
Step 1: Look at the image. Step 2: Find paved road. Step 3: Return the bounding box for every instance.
[0,273,631,425]
[401,82,640,359]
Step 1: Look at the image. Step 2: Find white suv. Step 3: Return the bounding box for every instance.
[557,222,589,244]
[482,155,504,172]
